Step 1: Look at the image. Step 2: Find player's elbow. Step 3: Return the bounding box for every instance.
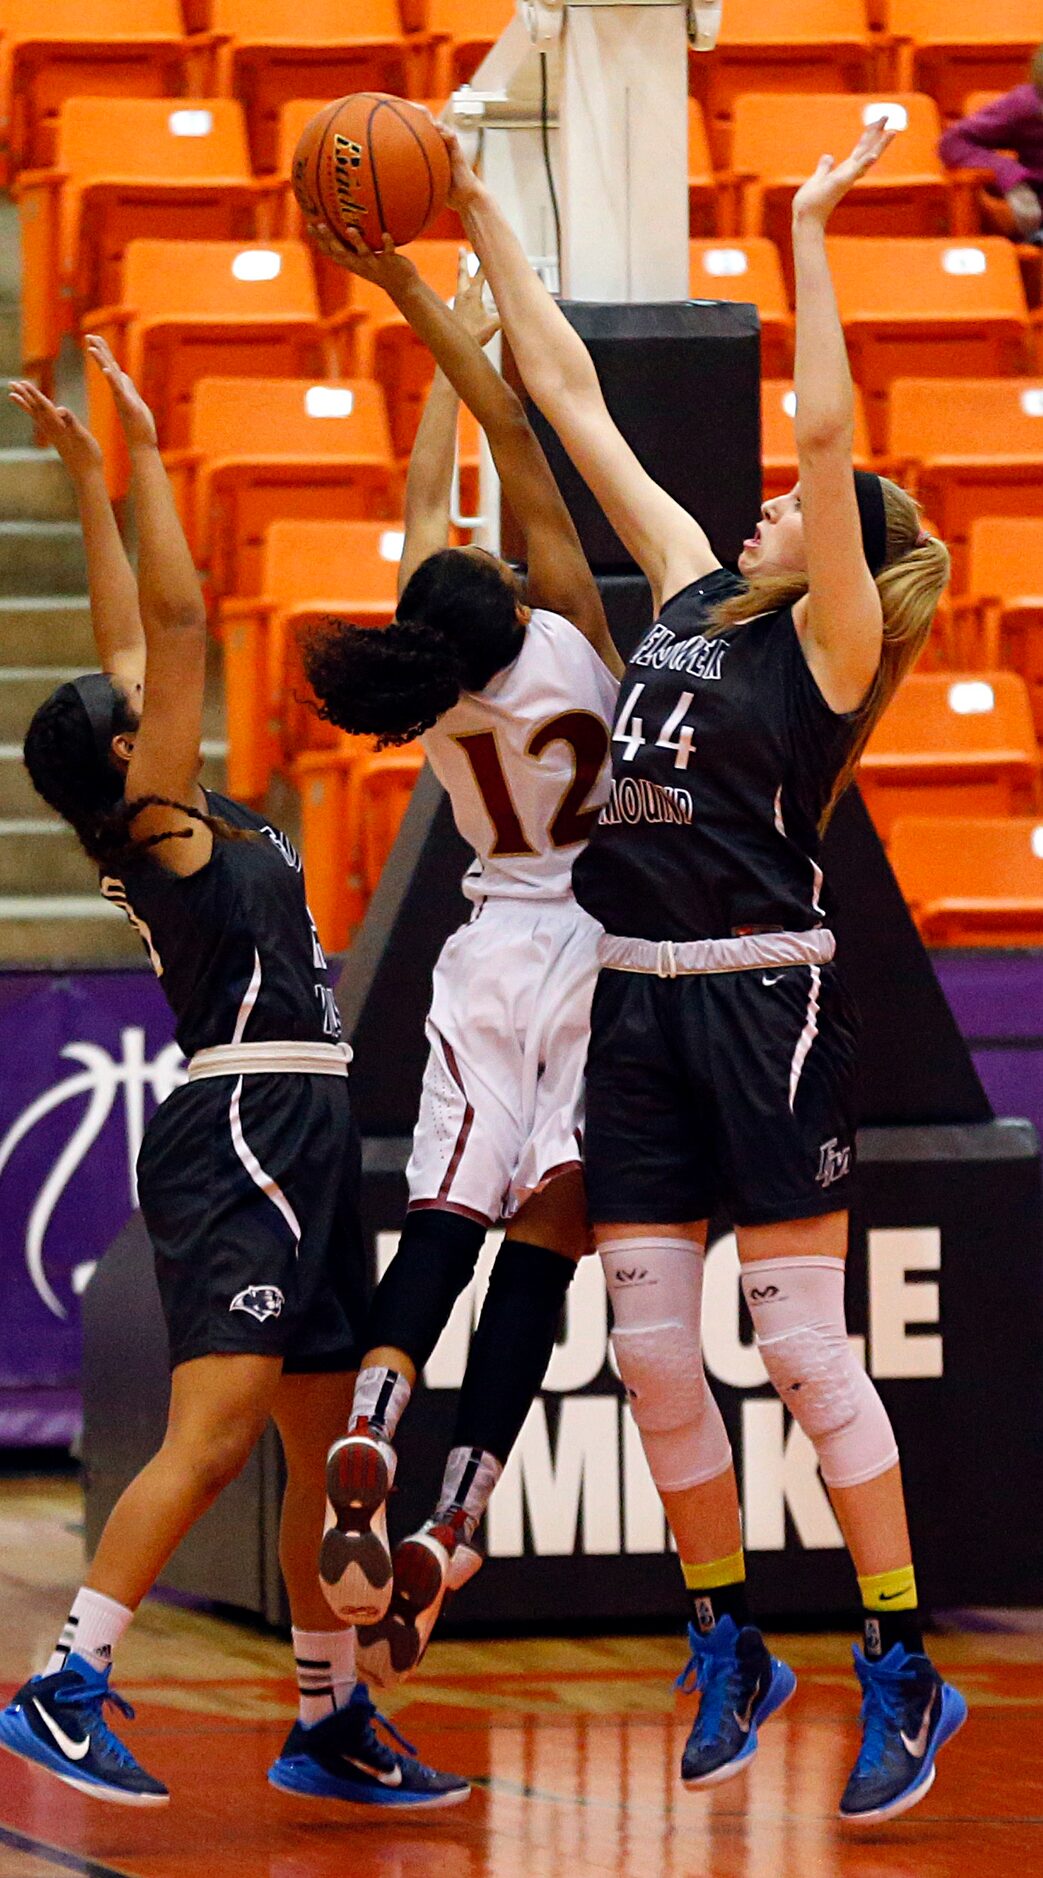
[146,598,207,637]
[795,413,854,459]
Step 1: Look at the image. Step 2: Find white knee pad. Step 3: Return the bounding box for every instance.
[599,1237,733,1494]
[741,1256,899,1489]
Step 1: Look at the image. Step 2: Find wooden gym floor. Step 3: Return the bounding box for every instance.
[0,1476,1040,1878]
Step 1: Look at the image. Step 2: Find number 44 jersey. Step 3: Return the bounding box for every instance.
[421,609,618,903]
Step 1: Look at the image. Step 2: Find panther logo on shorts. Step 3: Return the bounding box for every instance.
[229,1285,285,1323]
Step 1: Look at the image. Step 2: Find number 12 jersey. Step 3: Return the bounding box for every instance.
[421,608,617,902]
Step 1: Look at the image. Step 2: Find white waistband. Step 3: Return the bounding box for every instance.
[188,1040,353,1080]
[598,928,836,978]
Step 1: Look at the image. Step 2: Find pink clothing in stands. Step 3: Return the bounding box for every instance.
[939,85,1043,199]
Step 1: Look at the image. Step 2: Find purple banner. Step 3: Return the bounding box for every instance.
[0,973,181,1447]
[933,950,1043,1145]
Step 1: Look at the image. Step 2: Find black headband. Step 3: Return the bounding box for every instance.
[853,470,888,577]
[66,672,120,767]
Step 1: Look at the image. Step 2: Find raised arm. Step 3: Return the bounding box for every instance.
[441,132,717,615]
[8,379,144,690]
[399,366,458,596]
[84,335,211,876]
[310,225,619,673]
[397,251,499,595]
[789,125,892,713]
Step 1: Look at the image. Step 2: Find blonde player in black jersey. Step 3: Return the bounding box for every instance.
[442,120,966,1823]
[0,345,465,1812]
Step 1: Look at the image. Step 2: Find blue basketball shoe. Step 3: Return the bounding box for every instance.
[268,1682,469,1809]
[839,1643,967,1823]
[0,1653,168,1806]
[678,1615,797,1788]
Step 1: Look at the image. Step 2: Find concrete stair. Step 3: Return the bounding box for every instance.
[0,200,229,966]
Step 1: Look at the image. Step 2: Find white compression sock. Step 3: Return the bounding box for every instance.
[293,1626,357,1727]
[348,1366,412,1443]
[434,1446,503,1546]
[46,1586,132,1676]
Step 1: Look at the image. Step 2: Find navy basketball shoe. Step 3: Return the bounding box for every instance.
[678,1615,797,1788]
[839,1643,967,1823]
[267,1682,469,1810]
[0,1653,168,1806]
[319,1426,396,1624]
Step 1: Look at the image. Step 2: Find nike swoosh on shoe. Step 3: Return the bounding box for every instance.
[32,1700,90,1762]
[900,1694,936,1760]
[344,1756,403,1787]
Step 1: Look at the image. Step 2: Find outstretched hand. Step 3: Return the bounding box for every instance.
[792,119,898,228]
[8,378,102,477]
[436,123,483,213]
[84,333,158,448]
[450,248,499,347]
[304,222,420,298]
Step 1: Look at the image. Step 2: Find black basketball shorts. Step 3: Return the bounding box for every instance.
[583,961,858,1228]
[137,1072,366,1373]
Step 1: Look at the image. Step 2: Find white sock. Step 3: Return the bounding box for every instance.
[293,1626,357,1727]
[348,1365,412,1443]
[45,1586,132,1677]
[434,1445,502,1546]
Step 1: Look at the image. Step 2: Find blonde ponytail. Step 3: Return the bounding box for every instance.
[822,481,950,826]
[705,478,951,827]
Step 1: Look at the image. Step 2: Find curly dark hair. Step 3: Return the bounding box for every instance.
[303,547,525,747]
[24,676,249,869]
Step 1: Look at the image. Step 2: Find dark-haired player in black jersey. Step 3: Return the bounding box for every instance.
[0,344,466,1812]
[446,121,966,1822]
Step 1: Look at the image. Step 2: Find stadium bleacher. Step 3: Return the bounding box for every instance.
[4,0,1043,950]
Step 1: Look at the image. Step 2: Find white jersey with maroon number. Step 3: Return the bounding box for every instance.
[421,608,618,902]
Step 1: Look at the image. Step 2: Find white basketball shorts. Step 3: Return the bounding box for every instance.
[406,895,602,1225]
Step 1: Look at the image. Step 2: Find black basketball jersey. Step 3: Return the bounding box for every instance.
[100,791,342,1058]
[572,568,860,943]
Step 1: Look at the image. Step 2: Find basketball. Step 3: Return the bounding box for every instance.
[292,93,451,251]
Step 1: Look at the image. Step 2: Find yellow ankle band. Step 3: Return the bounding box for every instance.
[858,1564,918,1612]
[682,1549,746,1592]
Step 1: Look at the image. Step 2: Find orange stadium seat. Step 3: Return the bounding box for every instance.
[427,0,514,97]
[167,377,396,602]
[827,236,1029,452]
[294,735,372,950]
[688,0,876,168]
[961,517,1043,729]
[689,240,792,378]
[295,742,424,951]
[886,1,1040,122]
[859,670,1040,839]
[760,379,873,502]
[84,239,327,498]
[220,516,403,800]
[890,815,1043,944]
[340,238,470,454]
[887,377,1043,583]
[0,0,189,186]
[727,94,967,258]
[203,0,414,173]
[16,97,268,391]
[687,100,717,237]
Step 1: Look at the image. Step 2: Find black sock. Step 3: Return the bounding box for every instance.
[863,1607,924,1661]
[364,1209,485,1372]
[452,1240,576,1462]
[685,1581,751,1636]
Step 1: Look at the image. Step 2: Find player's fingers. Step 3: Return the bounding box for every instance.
[457,247,470,295]
[381,232,397,256]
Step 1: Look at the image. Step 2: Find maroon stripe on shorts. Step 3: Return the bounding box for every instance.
[437,1033,475,1205]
